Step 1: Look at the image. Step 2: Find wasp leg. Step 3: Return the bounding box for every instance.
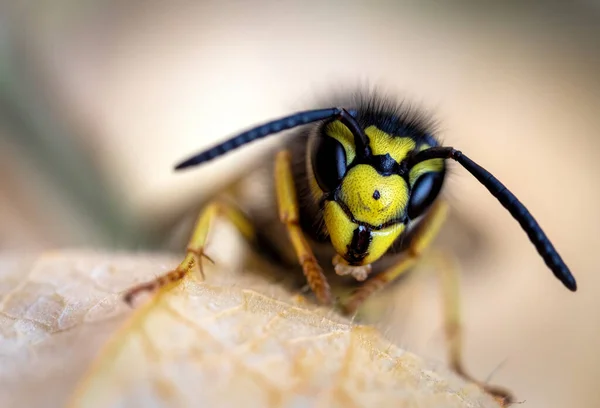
[275,150,332,305]
[123,199,257,305]
[342,200,449,314]
[435,252,515,407]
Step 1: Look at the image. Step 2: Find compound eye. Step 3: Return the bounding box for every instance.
[407,172,444,219]
[310,136,347,192]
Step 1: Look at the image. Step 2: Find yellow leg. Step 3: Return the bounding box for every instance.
[434,252,514,406]
[123,199,256,305]
[275,150,332,305]
[342,199,449,315]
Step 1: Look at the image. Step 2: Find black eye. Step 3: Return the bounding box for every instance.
[310,136,347,192]
[407,172,444,219]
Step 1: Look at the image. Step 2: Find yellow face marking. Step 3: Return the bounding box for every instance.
[323,201,406,265]
[365,126,416,163]
[339,165,408,226]
[409,144,444,185]
[324,122,420,169]
[362,223,405,264]
[324,120,356,164]
[323,201,356,257]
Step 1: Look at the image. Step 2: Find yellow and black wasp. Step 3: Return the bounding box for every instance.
[125,91,577,405]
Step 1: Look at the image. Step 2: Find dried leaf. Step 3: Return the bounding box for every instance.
[0,251,498,407]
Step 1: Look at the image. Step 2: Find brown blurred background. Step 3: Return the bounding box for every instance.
[1,1,599,407]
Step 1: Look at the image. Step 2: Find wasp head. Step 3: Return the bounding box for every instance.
[308,117,445,267]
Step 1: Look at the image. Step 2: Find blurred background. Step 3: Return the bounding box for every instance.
[1,1,599,407]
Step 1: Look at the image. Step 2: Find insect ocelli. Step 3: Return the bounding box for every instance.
[124,91,577,406]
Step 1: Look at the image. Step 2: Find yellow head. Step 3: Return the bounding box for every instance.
[308,118,445,266]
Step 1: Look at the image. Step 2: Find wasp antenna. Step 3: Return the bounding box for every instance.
[174,108,342,170]
[337,108,370,157]
[407,146,577,292]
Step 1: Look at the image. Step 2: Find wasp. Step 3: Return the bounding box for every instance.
[124,91,577,405]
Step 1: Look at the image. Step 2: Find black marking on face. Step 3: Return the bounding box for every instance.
[372,190,381,200]
[344,152,403,177]
[346,225,372,264]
